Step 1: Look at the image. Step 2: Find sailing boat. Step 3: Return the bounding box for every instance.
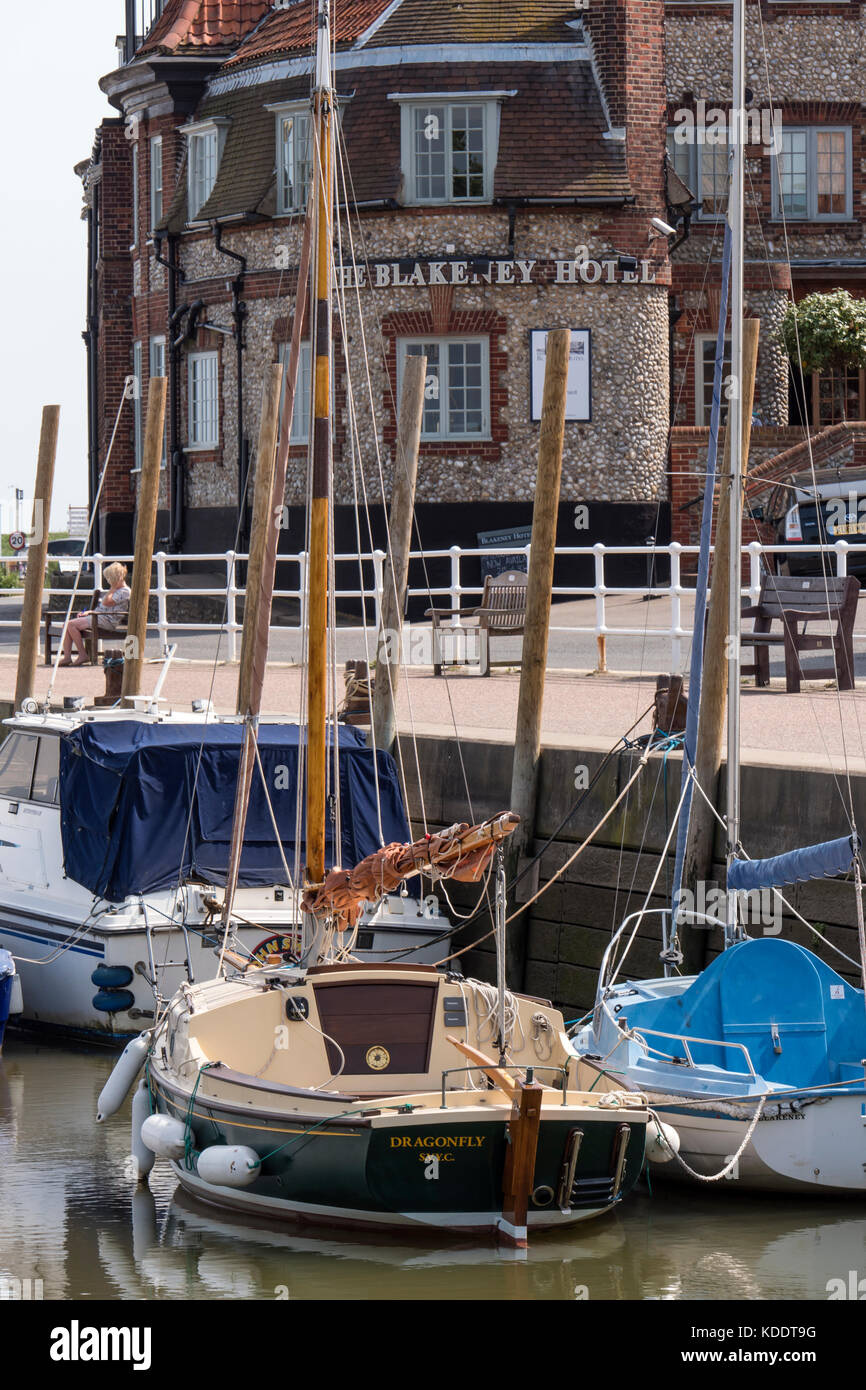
[100,0,650,1246]
[573,0,866,1192]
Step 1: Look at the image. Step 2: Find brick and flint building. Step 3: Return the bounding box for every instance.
[79,0,866,570]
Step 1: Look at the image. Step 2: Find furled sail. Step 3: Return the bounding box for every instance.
[727,834,859,894]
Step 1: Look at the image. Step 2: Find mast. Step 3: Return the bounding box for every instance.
[726,0,746,942]
[306,0,334,888]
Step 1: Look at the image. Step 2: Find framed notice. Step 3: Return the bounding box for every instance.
[530,329,591,423]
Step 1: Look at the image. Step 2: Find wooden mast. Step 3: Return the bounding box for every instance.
[306,0,334,889]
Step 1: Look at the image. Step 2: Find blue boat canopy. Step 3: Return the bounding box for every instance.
[59,721,410,903]
[727,834,858,894]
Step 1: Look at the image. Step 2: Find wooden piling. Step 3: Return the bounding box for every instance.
[121,377,167,700]
[15,406,60,709]
[507,328,570,985]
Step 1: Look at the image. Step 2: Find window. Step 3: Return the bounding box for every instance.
[184,119,230,220]
[696,336,732,426]
[149,337,167,466]
[772,128,851,220]
[396,98,503,205]
[188,351,219,448]
[399,338,490,441]
[150,135,163,229]
[277,342,312,444]
[271,105,312,215]
[0,734,37,800]
[667,128,728,218]
[131,146,139,248]
[31,737,59,805]
[133,341,143,471]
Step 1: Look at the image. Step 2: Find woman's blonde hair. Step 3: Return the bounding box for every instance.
[104,562,128,587]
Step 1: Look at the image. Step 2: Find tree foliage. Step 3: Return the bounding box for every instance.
[778,289,866,373]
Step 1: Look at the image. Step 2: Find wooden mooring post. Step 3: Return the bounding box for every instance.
[15,405,60,709]
[122,378,167,701]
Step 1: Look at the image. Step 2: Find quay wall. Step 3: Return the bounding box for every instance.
[399,732,866,1016]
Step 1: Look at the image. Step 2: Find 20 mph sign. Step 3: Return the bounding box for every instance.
[8,532,25,552]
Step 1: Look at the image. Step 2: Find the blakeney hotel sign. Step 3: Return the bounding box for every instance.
[325,256,657,288]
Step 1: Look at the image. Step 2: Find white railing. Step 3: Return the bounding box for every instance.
[3,540,865,671]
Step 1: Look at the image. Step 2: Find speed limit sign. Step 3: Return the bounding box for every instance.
[8,532,25,553]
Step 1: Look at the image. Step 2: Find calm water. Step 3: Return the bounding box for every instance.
[1,1037,863,1302]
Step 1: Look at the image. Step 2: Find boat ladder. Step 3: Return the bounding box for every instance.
[138,910,196,1010]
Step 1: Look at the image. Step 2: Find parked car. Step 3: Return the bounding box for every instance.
[767,468,866,578]
[46,538,90,574]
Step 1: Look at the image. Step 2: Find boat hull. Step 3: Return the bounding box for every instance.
[150,1072,647,1239]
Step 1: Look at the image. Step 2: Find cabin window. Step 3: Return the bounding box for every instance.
[399,337,490,441]
[277,342,312,444]
[272,106,312,215]
[772,128,852,220]
[396,98,501,205]
[31,737,60,805]
[184,119,229,220]
[150,135,163,230]
[187,351,220,448]
[666,128,728,219]
[0,734,38,801]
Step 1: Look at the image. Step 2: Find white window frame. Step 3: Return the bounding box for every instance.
[187,350,220,450]
[132,341,143,471]
[397,336,491,442]
[149,336,167,467]
[771,126,852,221]
[183,118,230,221]
[393,94,508,206]
[150,135,163,230]
[131,147,140,249]
[666,127,729,220]
[695,334,732,427]
[267,102,313,216]
[277,342,313,444]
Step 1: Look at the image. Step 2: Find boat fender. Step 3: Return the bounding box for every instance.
[10,975,23,1015]
[91,964,135,990]
[93,989,136,1014]
[140,1113,188,1161]
[645,1117,681,1164]
[196,1145,261,1189]
[96,1032,151,1122]
[130,1079,156,1182]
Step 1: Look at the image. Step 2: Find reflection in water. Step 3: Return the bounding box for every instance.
[0,1039,863,1300]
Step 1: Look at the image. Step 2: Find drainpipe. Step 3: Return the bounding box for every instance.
[153,232,187,549]
[83,186,99,548]
[211,222,248,546]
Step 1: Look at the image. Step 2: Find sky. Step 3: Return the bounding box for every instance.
[0,2,119,534]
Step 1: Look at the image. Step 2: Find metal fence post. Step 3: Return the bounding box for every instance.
[225,550,238,662]
[155,551,168,650]
[747,541,763,605]
[449,545,462,627]
[669,542,682,673]
[835,539,848,578]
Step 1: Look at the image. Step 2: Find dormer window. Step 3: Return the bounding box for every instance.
[391,94,512,206]
[183,118,230,220]
[267,103,312,215]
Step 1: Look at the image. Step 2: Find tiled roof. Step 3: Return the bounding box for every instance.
[366,0,582,47]
[224,0,391,68]
[139,0,272,55]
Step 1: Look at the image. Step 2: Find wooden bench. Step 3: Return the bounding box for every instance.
[426,569,528,677]
[42,592,129,666]
[740,574,859,693]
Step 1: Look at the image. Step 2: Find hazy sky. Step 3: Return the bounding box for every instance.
[0,1,118,533]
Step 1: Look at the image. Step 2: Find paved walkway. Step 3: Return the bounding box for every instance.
[4,651,866,773]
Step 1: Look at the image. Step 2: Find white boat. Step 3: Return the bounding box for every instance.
[0,704,451,1043]
[572,0,866,1191]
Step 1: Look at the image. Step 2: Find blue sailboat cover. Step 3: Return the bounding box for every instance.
[59,721,410,902]
[727,834,857,894]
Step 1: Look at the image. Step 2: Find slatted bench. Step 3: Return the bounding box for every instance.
[426,569,528,677]
[740,574,859,693]
[42,593,129,666]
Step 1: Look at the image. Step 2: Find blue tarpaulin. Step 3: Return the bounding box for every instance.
[59,721,410,903]
[727,834,858,894]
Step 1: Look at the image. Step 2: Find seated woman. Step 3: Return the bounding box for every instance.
[59,562,130,667]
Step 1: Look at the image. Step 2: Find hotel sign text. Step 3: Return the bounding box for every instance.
[334,257,658,289]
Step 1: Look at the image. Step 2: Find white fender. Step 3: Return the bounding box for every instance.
[96,1033,150,1122]
[645,1117,681,1164]
[130,1079,156,1182]
[196,1145,260,1189]
[140,1113,187,1161]
[9,975,23,1015]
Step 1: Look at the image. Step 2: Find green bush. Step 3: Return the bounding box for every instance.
[778,289,866,374]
